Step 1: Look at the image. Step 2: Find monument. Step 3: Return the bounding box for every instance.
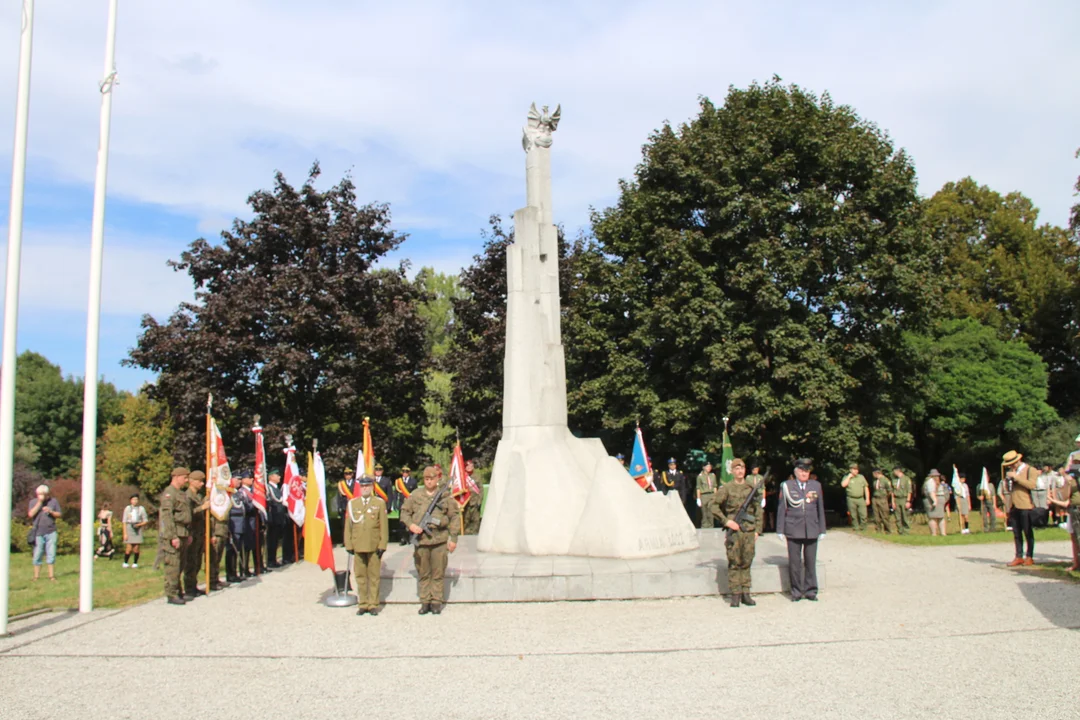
[476,104,699,559]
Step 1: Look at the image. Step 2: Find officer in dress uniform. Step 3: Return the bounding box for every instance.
[266,471,288,567]
[696,462,718,529]
[395,466,418,545]
[182,470,209,599]
[374,464,394,507]
[227,473,253,581]
[337,467,358,515]
[661,458,688,513]
[711,458,760,607]
[401,466,460,615]
[238,471,264,575]
[777,458,826,601]
[159,467,192,605]
[344,475,389,616]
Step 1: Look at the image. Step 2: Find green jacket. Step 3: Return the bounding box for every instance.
[712,480,759,532]
[871,476,892,499]
[844,473,868,499]
[696,472,717,495]
[400,487,460,546]
[344,495,389,553]
[159,485,191,541]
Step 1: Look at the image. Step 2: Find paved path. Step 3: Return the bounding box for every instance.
[2,533,1078,719]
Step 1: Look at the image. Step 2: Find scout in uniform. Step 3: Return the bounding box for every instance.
[890,466,913,534]
[182,470,210,598]
[400,466,460,615]
[870,468,893,533]
[954,469,971,534]
[160,467,192,605]
[977,471,998,533]
[711,458,760,607]
[1047,470,1079,571]
[394,466,418,545]
[841,463,869,530]
[344,475,389,615]
[696,462,718,529]
[1002,450,1039,566]
[461,459,484,535]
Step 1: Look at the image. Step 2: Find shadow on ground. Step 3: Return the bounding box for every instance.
[1017,581,1080,630]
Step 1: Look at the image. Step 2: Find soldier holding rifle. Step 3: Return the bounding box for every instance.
[711,458,760,608]
[400,466,460,615]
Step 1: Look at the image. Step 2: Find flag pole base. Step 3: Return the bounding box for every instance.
[324,592,358,608]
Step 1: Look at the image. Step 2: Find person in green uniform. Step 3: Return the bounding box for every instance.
[182,470,210,599]
[890,466,914,534]
[696,462,718,529]
[841,463,869,530]
[401,466,460,615]
[208,494,230,591]
[159,467,192,605]
[712,458,760,608]
[461,459,484,535]
[344,475,389,616]
[870,468,893,533]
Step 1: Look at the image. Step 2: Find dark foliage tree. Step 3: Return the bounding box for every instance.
[128,164,428,475]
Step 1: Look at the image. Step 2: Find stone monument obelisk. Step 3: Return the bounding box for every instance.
[476,104,698,559]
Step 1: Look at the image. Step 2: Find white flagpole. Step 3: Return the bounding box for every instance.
[78,0,120,614]
[0,0,36,637]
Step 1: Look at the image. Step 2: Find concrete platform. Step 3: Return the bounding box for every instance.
[361,530,826,603]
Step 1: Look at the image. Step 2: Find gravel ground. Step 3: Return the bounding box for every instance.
[1,533,1077,720]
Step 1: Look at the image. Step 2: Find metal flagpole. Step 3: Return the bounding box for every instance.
[0,0,36,637]
[205,395,212,590]
[79,0,120,614]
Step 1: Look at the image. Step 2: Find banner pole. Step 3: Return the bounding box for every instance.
[205,395,212,589]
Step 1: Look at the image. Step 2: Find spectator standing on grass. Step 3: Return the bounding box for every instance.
[28,484,61,581]
[95,502,116,559]
[122,494,149,568]
[923,470,947,537]
[1047,469,1079,571]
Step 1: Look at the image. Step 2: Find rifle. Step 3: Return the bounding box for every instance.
[410,485,449,548]
[728,474,764,536]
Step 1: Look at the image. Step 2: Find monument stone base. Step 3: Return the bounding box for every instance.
[362,531,825,604]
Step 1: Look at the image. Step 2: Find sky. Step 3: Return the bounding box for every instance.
[0,0,1077,392]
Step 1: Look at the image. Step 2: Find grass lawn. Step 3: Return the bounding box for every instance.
[1014,561,1080,584]
[8,535,165,617]
[838,511,1074,546]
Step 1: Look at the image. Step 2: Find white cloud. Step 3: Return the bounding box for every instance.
[0,228,193,318]
[0,0,1077,241]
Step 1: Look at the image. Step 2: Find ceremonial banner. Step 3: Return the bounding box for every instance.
[251,424,268,521]
[449,442,470,508]
[719,427,734,485]
[979,467,991,496]
[629,426,654,491]
[303,451,335,571]
[951,466,963,497]
[208,417,232,522]
[283,444,305,526]
[360,417,388,502]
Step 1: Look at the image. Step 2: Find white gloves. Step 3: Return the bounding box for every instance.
[818,534,825,541]
[695,498,701,507]
[777,534,786,542]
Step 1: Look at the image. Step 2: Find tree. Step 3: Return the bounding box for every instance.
[905,319,1058,473]
[414,268,466,467]
[98,389,176,497]
[926,178,1080,415]
[14,350,124,478]
[582,81,940,473]
[128,163,428,474]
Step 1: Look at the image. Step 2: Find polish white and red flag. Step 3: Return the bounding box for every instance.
[251,425,268,520]
[283,444,306,526]
[208,416,233,522]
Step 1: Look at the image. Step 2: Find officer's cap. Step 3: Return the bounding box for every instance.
[171,467,191,478]
[615,453,625,460]
[188,470,206,482]
[344,468,354,476]
[793,458,813,471]
[401,466,411,473]
[358,475,374,486]
[374,464,384,471]
[234,467,253,479]
[667,457,677,465]
[731,458,745,469]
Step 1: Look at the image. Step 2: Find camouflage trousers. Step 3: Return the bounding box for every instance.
[162,543,182,598]
[182,534,205,594]
[699,494,714,528]
[414,542,449,604]
[872,498,891,533]
[353,551,382,610]
[462,504,482,535]
[725,529,756,594]
[208,536,226,586]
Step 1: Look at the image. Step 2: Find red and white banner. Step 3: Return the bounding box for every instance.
[208,417,233,522]
[251,425,268,520]
[449,442,471,507]
[283,445,305,526]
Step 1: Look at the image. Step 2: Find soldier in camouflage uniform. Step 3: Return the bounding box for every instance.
[401,466,460,615]
[461,459,484,535]
[182,470,210,598]
[696,462,718,529]
[159,467,192,605]
[712,458,760,608]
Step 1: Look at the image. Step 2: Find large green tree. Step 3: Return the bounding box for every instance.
[904,319,1058,472]
[926,178,1080,415]
[415,267,466,467]
[128,164,428,473]
[14,350,124,478]
[98,389,176,497]
[582,80,941,473]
